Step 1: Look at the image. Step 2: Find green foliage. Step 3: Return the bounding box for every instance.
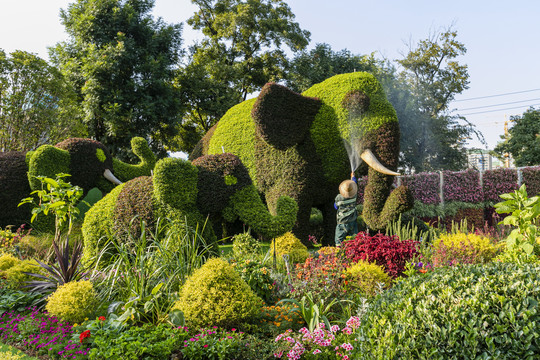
[233,259,275,304]
[0,288,41,314]
[278,292,339,333]
[88,323,187,360]
[344,261,391,297]
[0,151,32,227]
[51,0,183,159]
[494,108,540,167]
[495,184,540,262]
[0,50,85,153]
[432,231,499,267]
[180,327,246,360]
[45,280,98,323]
[231,232,261,260]
[354,262,540,359]
[110,137,157,183]
[0,253,19,271]
[270,232,309,264]
[385,213,436,243]
[27,145,70,192]
[153,158,198,211]
[172,257,263,329]
[4,260,40,289]
[19,173,85,243]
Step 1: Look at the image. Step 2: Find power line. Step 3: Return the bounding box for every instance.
[454,88,540,102]
[456,98,540,111]
[460,103,540,116]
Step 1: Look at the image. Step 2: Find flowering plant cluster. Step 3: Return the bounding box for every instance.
[0,224,30,255]
[401,172,440,204]
[181,327,245,360]
[273,317,361,360]
[232,259,276,304]
[482,168,519,202]
[342,232,418,278]
[258,304,304,334]
[521,166,540,196]
[443,169,483,203]
[355,176,368,203]
[0,308,89,359]
[292,252,347,301]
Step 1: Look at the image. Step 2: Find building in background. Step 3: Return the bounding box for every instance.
[467,148,508,170]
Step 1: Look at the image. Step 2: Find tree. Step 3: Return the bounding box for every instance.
[494,108,540,167]
[50,0,183,159]
[396,29,477,172]
[0,50,85,152]
[175,0,311,153]
[286,43,384,93]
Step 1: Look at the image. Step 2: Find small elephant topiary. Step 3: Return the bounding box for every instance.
[82,153,298,262]
[0,137,156,228]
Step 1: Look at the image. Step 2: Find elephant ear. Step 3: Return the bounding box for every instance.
[153,158,198,210]
[27,145,70,190]
[251,83,322,150]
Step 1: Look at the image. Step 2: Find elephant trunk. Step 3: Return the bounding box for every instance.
[112,137,156,182]
[361,122,413,231]
[230,184,298,239]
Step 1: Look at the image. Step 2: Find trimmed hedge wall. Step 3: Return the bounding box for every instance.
[0,152,32,227]
[522,166,540,196]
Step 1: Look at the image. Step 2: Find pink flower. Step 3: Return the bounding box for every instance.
[313,349,322,354]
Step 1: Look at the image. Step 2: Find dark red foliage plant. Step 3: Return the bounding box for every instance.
[342,232,419,278]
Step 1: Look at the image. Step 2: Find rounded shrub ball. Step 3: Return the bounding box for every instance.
[172,258,263,329]
[354,262,540,359]
[270,232,309,264]
[344,260,391,296]
[231,232,261,260]
[46,280,98,324]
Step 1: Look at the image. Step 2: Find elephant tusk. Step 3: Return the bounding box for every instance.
[360,149,400,176]
[103,169,123,185]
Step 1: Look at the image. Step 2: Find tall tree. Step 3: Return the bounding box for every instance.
[286,43,384,93]
[175,0,310,153]
[494,108,540,167]
[50,0,183,159]
[396,29,476,172]
[0,50,85,152]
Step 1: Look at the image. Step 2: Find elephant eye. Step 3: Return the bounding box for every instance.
[96,149,106,163]
[342,90,370,116]
[224,175,238,186]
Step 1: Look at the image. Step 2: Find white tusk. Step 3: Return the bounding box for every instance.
[103,169,123,185]
[360,149,400,176]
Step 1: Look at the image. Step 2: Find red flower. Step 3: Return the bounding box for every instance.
[80,330,91,343]
[98,316,106,321]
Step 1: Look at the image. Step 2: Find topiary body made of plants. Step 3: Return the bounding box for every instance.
[191,72,413,244]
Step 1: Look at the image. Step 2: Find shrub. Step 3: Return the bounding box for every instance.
[231,232,261,260]
[443,169,483,203]
[432,232,499,267]
[232,259,275,304]
[172,258,263,329]
[343,261,391,296]
[354,262,540,359]
[401,172,441,204]
[0,253,19,271]
[342,232,418,278]
[45,280,98,323]
[4,260,40,289]
[270,232,309,264]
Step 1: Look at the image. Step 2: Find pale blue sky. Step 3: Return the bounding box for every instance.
[2,0,540,149]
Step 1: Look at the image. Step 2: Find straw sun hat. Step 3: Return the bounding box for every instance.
[339,180,357,198]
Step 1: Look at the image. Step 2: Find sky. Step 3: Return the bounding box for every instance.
[1,0,540,150]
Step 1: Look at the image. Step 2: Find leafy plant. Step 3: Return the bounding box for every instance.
[495,184,540,261]
[0,288,41,314]
[45,280,98,324]
[278,292,341,333]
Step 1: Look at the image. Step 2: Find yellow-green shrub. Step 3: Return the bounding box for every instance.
[433,232,499,267]
[46,281,98,323]
[172,258,263,328]
[344,261,391,296]
[0,253,19,271]
[4,260,40,288]
[270,232,309,263]
[317,246,340,257]
[232,232,261,260]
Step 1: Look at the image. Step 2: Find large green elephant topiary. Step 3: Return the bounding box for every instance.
[82,153,298,262]
[190,72,413,243]
[0,137,156,228]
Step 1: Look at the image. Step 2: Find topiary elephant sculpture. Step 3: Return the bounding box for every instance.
[190,72,413,244]
[81,153,298,262]
[0,137,156,228]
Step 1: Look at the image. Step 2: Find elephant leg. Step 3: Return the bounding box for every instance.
[320,202,338,247]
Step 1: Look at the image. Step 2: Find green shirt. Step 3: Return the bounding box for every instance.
[335,194,358,224]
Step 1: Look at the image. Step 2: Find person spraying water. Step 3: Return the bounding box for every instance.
[334,170,358,246]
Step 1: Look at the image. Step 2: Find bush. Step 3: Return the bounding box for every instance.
[232,259,275,304]
[354,262,540,359]
[270,232,309,264]
[432,231,499,267]
[46,280,98,323]
[231,232,261,260]
[343,261,391,296]
[0,253,19,271]
[172,258,263,329]
[342,232,418,278]
[4,260,40,289]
